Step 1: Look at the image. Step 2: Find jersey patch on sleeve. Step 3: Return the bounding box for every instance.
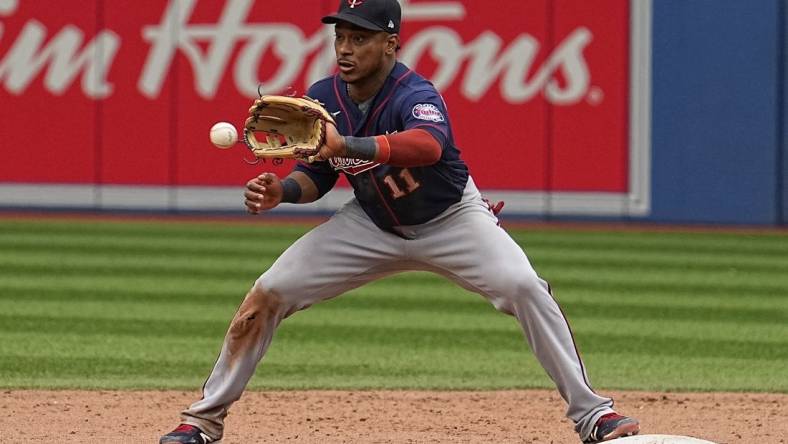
[411,103,445,122]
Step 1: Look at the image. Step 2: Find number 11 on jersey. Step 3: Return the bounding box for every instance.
[383,168,421,199]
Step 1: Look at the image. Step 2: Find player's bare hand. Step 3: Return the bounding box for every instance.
[295,122,345,162]
[244,173,282,214]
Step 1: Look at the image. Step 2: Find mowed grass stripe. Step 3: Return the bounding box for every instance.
[0,281,788,322]
[2,328,784,392]
[533,251,788,274]
[510,231,788,256]
[2,271,785,319]
[3,267,785,300]
[5,227,785,256]
[2,268,786,315]
[0,303,788,350]
[1,311,785,361]
[0,251,265,270]
[0,355,487,380]
[4,225,787,284]
[5,249,788,281]
[551,277,787,298]
[3,240,785,263]
[2,287,783,326]
[0,218,313,238]
[0,235,293,258]
[2,298,785,345]
[0,242,788,277]
[0,349,555,390]
[2,279,785,331]
[3,221,787,258]
[3,354,782,391]
[0,258,268,280]
[3,278,785,329]
[1,217,787,391]
[0,284,254,305]
[3,226,786,273]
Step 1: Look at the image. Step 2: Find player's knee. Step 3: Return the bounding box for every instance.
[489,297,516,316]
[516,272,550,297]
[497,271,550,306]
[253,276,301,317]
[229,285,283,337]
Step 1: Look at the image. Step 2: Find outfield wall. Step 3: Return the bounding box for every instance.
[651,0,786,225]
[782,0,788,225]
[0,0,786,225]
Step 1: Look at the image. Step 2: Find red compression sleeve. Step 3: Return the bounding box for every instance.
[373,129,442,167]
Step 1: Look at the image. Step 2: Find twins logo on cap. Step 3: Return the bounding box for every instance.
[323,0,401,34]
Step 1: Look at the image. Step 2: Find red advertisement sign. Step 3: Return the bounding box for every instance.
[0,0,633,195]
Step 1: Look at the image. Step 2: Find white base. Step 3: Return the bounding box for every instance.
[614,435,717,444]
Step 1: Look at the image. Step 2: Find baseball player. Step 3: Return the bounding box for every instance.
[160,0,640,443]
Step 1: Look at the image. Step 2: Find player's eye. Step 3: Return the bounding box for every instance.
[352,35,366,45]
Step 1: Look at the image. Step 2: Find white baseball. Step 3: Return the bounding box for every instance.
[210,122,238,149]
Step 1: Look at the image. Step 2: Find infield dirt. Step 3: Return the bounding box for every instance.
[1,389,785,443]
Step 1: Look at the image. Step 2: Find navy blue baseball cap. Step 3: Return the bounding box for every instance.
[322,0,401,34]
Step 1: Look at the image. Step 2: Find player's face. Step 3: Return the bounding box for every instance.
[334,23,395,84]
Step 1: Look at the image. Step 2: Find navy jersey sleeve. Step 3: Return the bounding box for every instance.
[398,90,451,149]
[293,160,338,198]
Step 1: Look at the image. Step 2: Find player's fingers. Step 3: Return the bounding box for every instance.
[244,189,263,201]
[258,172,276,184]
[311,152,327,163]
[246,179,263,192]
[244,197,262,213]
[293,148,319,159]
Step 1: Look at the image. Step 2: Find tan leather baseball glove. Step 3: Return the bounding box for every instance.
[242,95,336,159]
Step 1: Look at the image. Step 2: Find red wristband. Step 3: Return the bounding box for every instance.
[374,135,391,164]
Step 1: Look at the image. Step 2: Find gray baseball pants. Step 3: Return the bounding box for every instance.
[180,177,614,441]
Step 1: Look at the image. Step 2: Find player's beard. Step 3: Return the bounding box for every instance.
[340,57,395,100]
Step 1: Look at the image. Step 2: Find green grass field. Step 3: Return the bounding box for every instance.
[0,217,785,393]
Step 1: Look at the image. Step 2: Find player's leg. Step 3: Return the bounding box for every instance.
[410,180,628,441]
[171,201,407,441]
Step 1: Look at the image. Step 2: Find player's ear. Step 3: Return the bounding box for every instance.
[385,34,400,55]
